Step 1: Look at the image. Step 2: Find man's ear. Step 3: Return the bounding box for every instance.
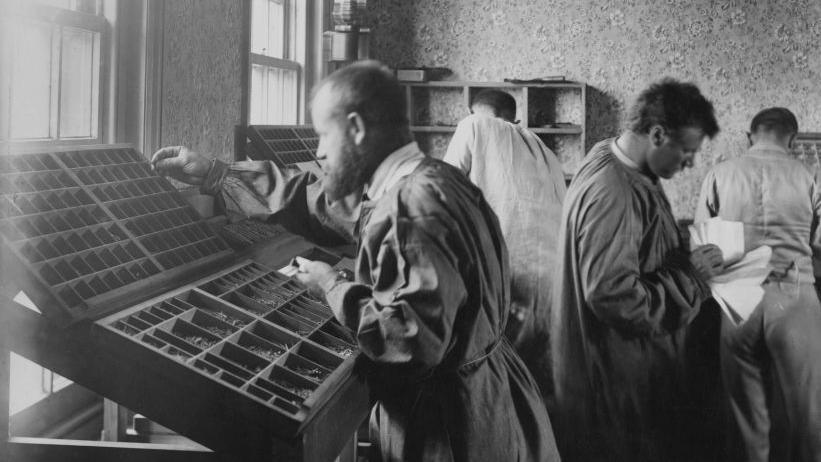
[746,131,754,148]
[347,112,366,146]
[649,125,666,147]
[788,133,797,150]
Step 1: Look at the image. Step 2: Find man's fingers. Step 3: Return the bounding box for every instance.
[152,156,187,176]
[150,146,182,164]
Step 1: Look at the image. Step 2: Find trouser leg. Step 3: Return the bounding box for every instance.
[763,284,821,461]
[720,304,770,462]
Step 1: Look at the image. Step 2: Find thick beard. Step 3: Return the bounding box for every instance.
[323,142,372,202]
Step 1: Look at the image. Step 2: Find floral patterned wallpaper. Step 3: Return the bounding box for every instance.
[365,0,821,218]
[162,0,243,165]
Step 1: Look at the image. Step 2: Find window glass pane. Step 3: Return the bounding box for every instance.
[250,0,268,55]
[59,27,98,138]
[250,63,266,123]
[72,0,100,14]
[8,353,72,415]
[32,0,100,14]
[33,0,72,9]
[9,353,51,415]
[284,69,296,123]
[251,0,285,58]
[267,0,284,58]
[250,64,297,124]
[292,0,305,65]
[10,21,53,140]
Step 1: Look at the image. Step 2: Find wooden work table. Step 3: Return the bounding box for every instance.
[0,236,369,462]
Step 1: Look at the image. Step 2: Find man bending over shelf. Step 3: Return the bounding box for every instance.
[444,89,567,399]
[151,60,560,462]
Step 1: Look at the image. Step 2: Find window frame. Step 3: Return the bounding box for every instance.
[245,0,319,127]
[0,2,113,150]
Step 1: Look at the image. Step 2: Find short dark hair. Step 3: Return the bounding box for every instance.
[470,89,517,120]
[626,78,719,139]
[313,60,408,130]
[750,107,798,137]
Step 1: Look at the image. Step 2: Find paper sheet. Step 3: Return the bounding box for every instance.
[689,218,771,325]
[689,217,745,265]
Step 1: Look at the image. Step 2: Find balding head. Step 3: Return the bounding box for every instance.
[311,60,410,143]
[310,60,414,201]
[470,89,517,123]
[750,107,798,139]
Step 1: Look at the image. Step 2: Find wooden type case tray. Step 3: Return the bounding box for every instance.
[245,125,320,169]
[0,144,232,325]
[1,144,368,458]
[220,218,289,248]
[97,259,366,459]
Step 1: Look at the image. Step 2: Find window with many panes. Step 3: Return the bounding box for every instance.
[249,0,308,124]
[2,0,116,417]
[1,0,111,145]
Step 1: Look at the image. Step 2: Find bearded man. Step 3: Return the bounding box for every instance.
[152,60,559,462]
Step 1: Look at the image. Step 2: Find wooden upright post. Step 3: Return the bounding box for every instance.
[0,347,10,461]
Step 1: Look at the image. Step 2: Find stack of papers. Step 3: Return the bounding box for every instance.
[689,217,772,325]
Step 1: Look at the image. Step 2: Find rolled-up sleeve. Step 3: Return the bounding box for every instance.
[202,159,358,245]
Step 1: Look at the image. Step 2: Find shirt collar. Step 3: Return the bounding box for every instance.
[749,141,789,156]
[611,137,641,170]
[365,142,425,202]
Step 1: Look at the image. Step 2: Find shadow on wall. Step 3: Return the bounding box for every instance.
[585,86,622,153]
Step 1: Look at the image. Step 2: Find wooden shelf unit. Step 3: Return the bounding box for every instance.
[401,81,587,177]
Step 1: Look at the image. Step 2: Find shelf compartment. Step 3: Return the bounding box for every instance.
[140,333,168,349]
[319,319,356,343]
[292,341,343,371]
[246,321,298,351]
[202,352,255,380]
[410,126,457,133]
[283,354,333,383]
[208,342,269,375]
[530,125,583,134]
[277,302,325,328]
[309,330,356,358]
[187,295,254,329]
[289,294,333,318]
[217,371,245,388]
[153,320,211,355]
[265,365,318,401]
[198,263,269,296]
[263,310,315,336]
[233,331,287,363]
[133,309,166,328]
[246,384,274,402]
[224,290,280,316]
[192,359,220,376]
[242,284,300,311]
[179,309,238,339]
[146,305,176,321]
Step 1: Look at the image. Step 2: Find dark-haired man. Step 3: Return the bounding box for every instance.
[152,61,560,461]
[444,89,566,398]
[696,107,821,462]
[551,78,724,462]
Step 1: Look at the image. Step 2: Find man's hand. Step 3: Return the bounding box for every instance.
[294,257,339,296]
[690,244,724,280]
[150,146,212,185]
